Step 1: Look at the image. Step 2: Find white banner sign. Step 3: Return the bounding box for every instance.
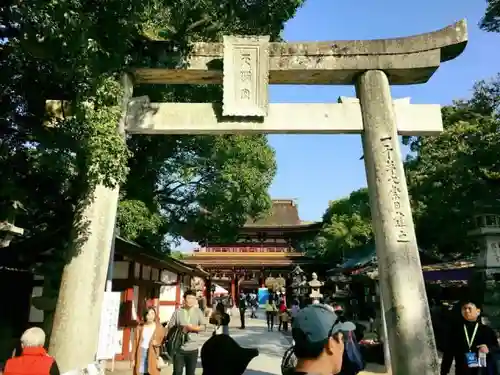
[96,291,121,360]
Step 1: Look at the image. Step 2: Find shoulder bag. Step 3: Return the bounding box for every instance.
[160,310,188,363]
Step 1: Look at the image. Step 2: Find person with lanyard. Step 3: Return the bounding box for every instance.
[441,299,498,375]
[168,289,207,375]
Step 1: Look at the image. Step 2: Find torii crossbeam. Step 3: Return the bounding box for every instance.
[133,20,466,86]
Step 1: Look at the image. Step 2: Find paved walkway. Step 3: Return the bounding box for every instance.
[221,317,290,375]
[107,312,390,375]
[107,315,290,375]
[200,315,290,375]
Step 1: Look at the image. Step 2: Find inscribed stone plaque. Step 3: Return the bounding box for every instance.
[380,135,410,243]
[223,35,270,117]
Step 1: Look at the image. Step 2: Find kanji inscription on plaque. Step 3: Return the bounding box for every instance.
[223,35,270,117]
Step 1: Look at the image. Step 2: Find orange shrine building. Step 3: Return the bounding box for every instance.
[184,199,322,302]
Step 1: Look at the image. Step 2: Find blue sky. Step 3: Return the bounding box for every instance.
[176,0,500,251]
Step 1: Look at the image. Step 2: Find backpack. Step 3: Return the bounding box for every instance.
[344,331,365,374]
[160,312,188,362]
[281,346,297,375]
[160,326,187,362]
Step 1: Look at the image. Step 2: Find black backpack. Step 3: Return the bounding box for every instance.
[281,346,297,375]
[160,325,187,362]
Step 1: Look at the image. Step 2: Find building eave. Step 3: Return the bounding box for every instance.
[115,236,208,277]
[240,222,323,232]
[183,258,318,266]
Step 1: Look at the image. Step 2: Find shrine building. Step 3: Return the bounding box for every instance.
[184,199,322,302]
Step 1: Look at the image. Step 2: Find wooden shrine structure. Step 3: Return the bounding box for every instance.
[184,199,322,301]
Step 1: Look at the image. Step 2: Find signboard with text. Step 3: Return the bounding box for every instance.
[96,291,121,360]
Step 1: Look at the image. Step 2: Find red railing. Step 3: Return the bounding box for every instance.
[193,245,291,253]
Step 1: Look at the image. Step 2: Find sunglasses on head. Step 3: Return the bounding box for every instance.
[310,304,343,339]
[327,316,341,338]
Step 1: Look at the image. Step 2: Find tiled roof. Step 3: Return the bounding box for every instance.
[327,243,440,273]
[183,199,321,243]
[184,251,316,267]
[245,199,301,227]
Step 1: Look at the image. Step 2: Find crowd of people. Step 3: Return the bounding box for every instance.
[220,290,300,332]
[2,292,500,375]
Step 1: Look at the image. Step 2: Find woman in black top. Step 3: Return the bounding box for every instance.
[441,300,498,375]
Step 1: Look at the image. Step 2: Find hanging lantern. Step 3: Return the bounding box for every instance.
[265,277,276,290]
[276,276,286,292]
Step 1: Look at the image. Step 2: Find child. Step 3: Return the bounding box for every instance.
[281,309,290,332]
[278,300,287,331]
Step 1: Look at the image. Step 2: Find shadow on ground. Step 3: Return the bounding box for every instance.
[229,326,290,358]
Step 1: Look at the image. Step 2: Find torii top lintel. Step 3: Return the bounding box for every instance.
[133,20,467,86]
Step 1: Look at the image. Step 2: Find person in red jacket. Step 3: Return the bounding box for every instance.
[3,327,60,375]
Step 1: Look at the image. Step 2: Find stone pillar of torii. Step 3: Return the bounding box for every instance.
[48,21,467,375]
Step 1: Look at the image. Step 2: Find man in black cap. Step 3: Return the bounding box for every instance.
[290,304,356,375]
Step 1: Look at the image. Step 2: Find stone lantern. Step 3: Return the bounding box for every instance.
[467,210,500,328]
[0,201,25,248]
[308,272,324,303]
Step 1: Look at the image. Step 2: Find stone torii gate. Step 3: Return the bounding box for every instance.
[48,21,467,375]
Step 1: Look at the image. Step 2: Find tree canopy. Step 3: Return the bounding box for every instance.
[480,0,500,32]
[404,75,500,257]
[311,74,500,261]
[309,188,372,261]
[0,0,306,266]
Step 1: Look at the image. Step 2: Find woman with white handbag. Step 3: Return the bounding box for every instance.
[131,307,166,375]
